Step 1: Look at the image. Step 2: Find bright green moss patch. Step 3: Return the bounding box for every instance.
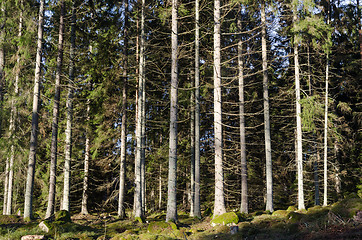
[272,210,289,218]
[287,206,297,212]
[211,212,239,227]
[147,221,177,234]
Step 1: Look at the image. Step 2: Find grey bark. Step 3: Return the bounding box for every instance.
[293,7,305,210]
[3,159,8,215]
[45,0,65,219]
[238,11,248,214]
[190,75,195,217]
[261,1,273,212]
[213,0,226,218]
[314,152,320,205]
[81,100,90,215]
[323,54,329,207]
[166,0,178,223]
[63,0,75,212]
[193,0,201,219]
[118,0,129,218]
[134,0,145,219]
[24,0,45,219]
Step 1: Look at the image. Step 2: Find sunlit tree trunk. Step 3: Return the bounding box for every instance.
[134,0,145,219]
[166,0,178,223]
[213,0,226,218]
[62,0,75,212]
[261,1,273,212]
[193,0,201,219]
[81,100,90,215]
[190,75,195,217]
[45,0,65,219]
[3,159,8,215]
[293,6,305,210]
[118,0,129,218]
[238,10,248,214]
[24,0,45,219]
[323,53,329,207]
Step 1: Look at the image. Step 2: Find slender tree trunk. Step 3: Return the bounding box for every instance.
[193,0,201,219]
[166,0,178,223]
[6,0,23,216]
[334,140,341,198]
[190,74,195,217]
[63,0,75,212]
[0,2,4,104]
[238,10,248,214]
[323,54,329,207]
[3,159,8,215]
[261,1,273,212]
[159,164,162,210]
[213,0,226,218]
[81,100,90,215]
[118,0,129,219]
[24,0,45,219]
[293,7,305,210]
[45,0,65,219]
[134,0,145,219]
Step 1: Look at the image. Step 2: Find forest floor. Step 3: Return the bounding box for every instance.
[0,196,361,240]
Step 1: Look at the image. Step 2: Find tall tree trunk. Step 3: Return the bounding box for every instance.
[134,0,145,219]
[63,0,75,212]
[293,6,305,210]
[45,0,65,219]
[261,1,273,212]
[193,0,201,219]
[166,0,178,223]
[213,0,226,218]
[24,0,45,219]
[190,74,195,217]
[118,0,128,219]
[3,159,8,215]
[323,53,329,207]
[6,0,23,216]
[323,2,331,207]
[238,9,248,214]
[81,100,90,215]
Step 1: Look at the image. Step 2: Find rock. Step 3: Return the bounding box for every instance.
[211,212,239,227]
[230,225,238,234]
[21,235,45,240]
[38,221,50,233]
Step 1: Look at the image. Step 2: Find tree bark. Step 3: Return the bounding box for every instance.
[213,0,226,218]
[63,0,75,212]
[323,54,329,207]
[81,100,90,215]
[238,9,248,214]
[45,0,65,219]
[118,0,128,219]
[193,0,201,219]
[293,6,305,210]
[134,0,145,219]
[166,0,178,223]
[190,74,195,217]
[261,1,273,212]
[24,0,45,219]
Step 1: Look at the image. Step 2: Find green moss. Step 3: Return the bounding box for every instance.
[134,216,145,223]
[0,215,22,225]
[272,210,289,218]
[55,210,71,224]
[203,207,213,217]
[287,206,297,212]
[147,221,177,235]
[331,197,362,219]
[211,212,239,226]
[287,211,303,224]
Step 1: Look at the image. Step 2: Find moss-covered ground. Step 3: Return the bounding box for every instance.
[0,197,361,239]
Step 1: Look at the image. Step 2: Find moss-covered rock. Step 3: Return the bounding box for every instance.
[287,211,303,224]
[331,197,362,219]
[0,215,23,225]
[55,210,71,224]
[147,221,177,234]
[272,210,289,218]
[210,212,239,227]
[287,206,297,212]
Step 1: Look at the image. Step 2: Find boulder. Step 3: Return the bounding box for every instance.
[211,212,239,227]
[38,221,51,233]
